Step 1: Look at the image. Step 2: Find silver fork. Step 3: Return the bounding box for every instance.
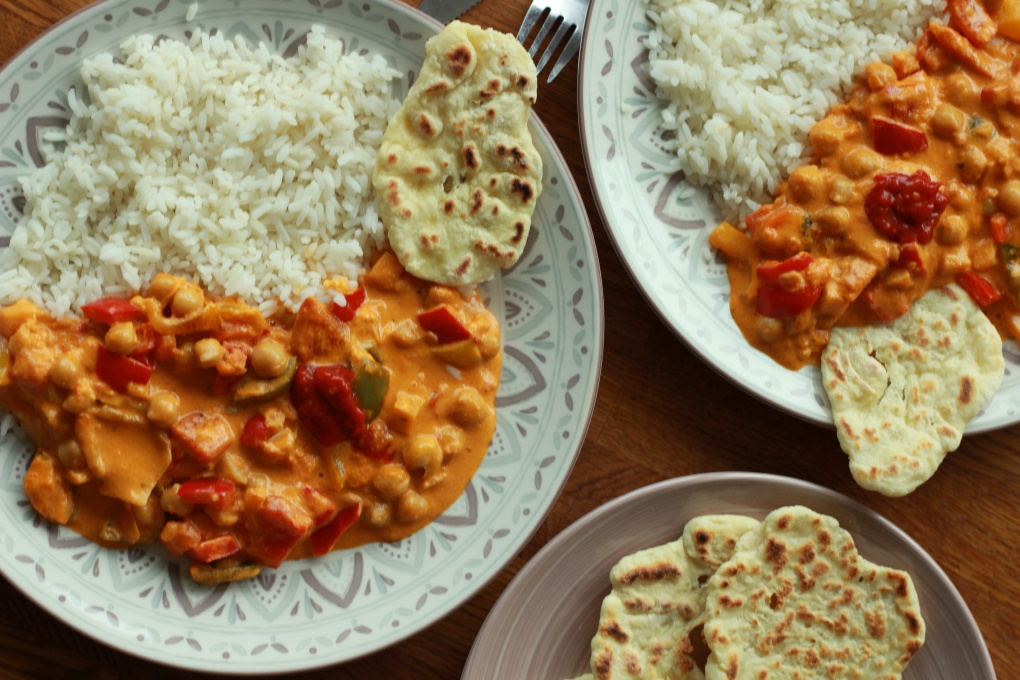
[516,0,590,83]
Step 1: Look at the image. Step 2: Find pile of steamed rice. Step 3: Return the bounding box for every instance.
[0,25,400,318]
[644,0,946,222]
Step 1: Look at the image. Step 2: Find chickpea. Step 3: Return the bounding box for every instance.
[57,440,85,471]
[49,353,81,389]
[755,317,783,344]
[373,464,411,500]
[931,104,966,139]
[404,434,443,474]
[808,124,840,157]
[945,72,979,108]
[251,337,290,378]
[105,322,140,356]
[147,391,180,427]
[367,502,391,527]
[959,146,989,183]
[999,181,1020,217]
[436,425,465,457]
[171,284,205,317]
[841,148,881,178]
[449,386,491,428]
[814,207,850,235]
[147,273,180,300]
[787,165,824,203]
[865,62,897,90]
[937,214,968,246]
[827,176,854,205]
[396,490,428,523]
[194,337,225,368]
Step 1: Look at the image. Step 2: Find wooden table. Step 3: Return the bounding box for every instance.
[0,0,1017,678]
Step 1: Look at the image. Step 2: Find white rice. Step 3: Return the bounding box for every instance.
[0,25,400,317]
[645,0,945,221]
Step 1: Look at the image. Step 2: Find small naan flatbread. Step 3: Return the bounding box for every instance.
[374,21,542,285]
[588,515,758,680]
[821,284,1004,496]
[702,506,925,680]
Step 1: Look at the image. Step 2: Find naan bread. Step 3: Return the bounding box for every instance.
[588,515,759,680]
[374,21,542,285]
[702,506,925,680]
[821,284,1004,496]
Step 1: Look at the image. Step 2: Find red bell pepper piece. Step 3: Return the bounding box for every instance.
[957,270,1003,306]
[754,253,822,318]
[990,213,1011,244]
[418,305,472,343]
[291,364,347,447]
[95,345,154,392]
[871,117,928,156]
[245,495,313,568]
[177,478,236,509]
[313,364,366,438]
[309,503,362,557]
[81,297,144,324]
[331,287,366,322]
[241,414,268,448]
[894,243,927,276]
[188,534,242,563]
[129,323,159,360]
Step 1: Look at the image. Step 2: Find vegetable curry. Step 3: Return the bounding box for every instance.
[0,251,500,584]
[710,0,1020,369]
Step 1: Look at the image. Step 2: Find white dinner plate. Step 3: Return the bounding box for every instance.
[0,0,603,673]
[462,472,995,679]
[577,0,1020,432]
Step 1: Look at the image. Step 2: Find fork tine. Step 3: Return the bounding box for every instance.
[547,28,582,82]
[515,3,546,44]
[534,20,574,75]
[526,12,559,59]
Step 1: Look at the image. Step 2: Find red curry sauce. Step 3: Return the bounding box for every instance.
[0,251,500,583]
[710,0,1020,369]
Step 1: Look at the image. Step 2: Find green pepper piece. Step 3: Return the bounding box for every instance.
[233,356,298,405]
[1001,244,1020,305]
[352,355,389,422]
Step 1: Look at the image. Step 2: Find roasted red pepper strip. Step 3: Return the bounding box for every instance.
[309,502,362,556]
[240,414,268,448]
[291,364,347,447]
[755,253,822,318]
[314,364,367,438]
[81,297,144,324]
[418,305,472,343]
[177,478,236,508]
[95,346,153,392]
[871,116,928,156]
[957,270,1003,306]
[189,535,242,564]
[331,287,365,322]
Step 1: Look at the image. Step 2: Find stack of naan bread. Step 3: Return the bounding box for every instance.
[568,507,925,680]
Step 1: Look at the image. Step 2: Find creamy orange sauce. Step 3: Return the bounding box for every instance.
[710,3,1020,369]
[0,251,500,582]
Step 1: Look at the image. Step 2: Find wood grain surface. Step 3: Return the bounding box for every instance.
[0,1,1016,678]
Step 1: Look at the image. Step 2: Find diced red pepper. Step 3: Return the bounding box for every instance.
[245,495,313,568]
[291,364,347,447]
[357,419,394,462]
[309,503,362,557]
[957,270,1003,306]
[331,287,366,322]
[302,486,338,526]
[871,117,929,155]
[81,297,144,324]
[160,519,203,555]
[96,345,154,392]
[418,305,473,343]
[241,414,268,448]
[755,253,823,318]
[177,478,236,509]
[313,364,366,438]
[990,213,1011,244]
[894,243,927,276]
[189,534,242,564]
